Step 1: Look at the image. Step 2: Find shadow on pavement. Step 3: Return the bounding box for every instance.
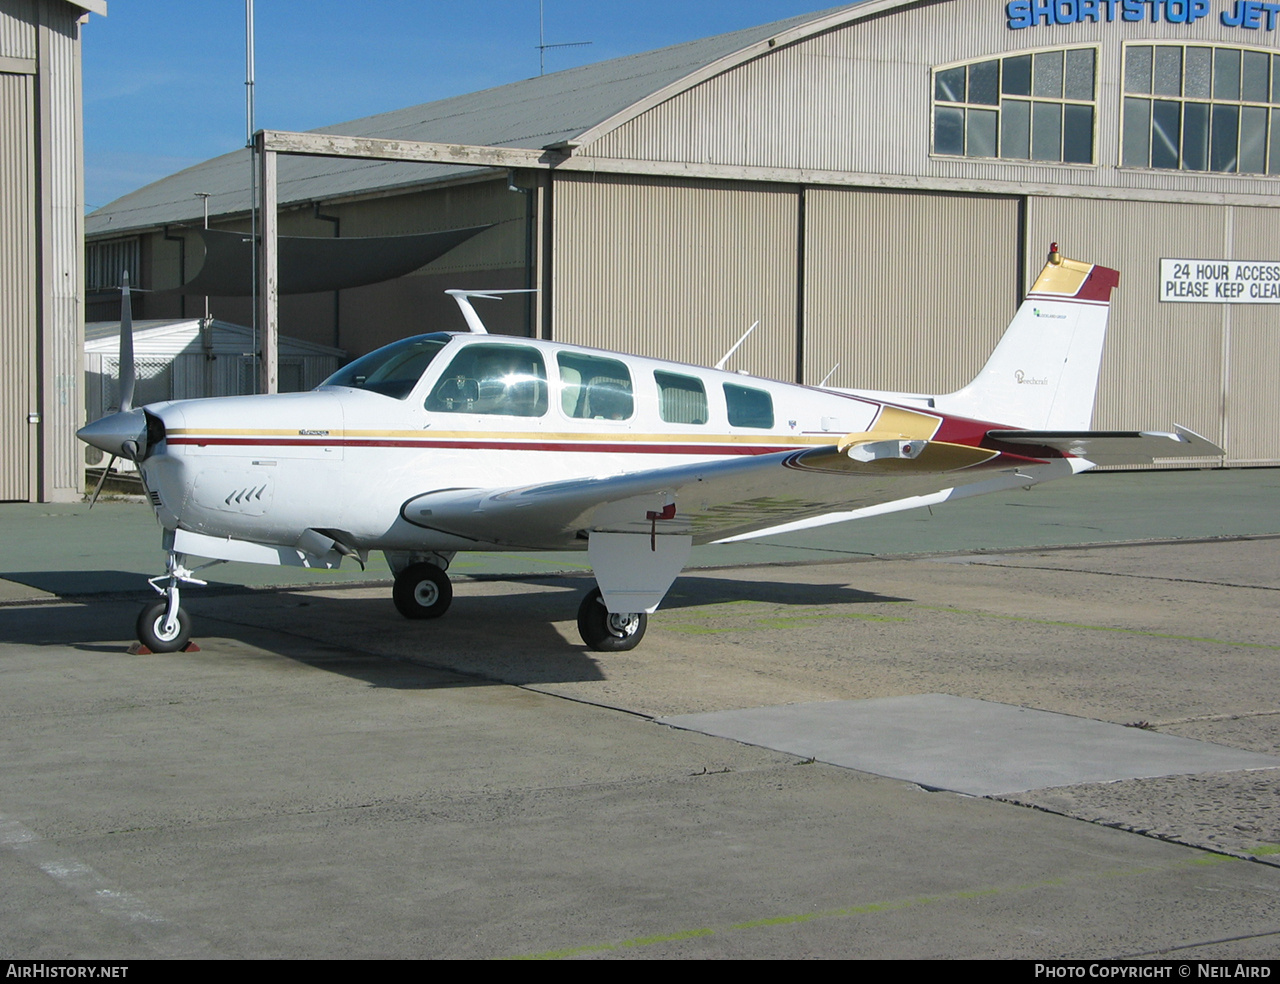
[0,571,908,691]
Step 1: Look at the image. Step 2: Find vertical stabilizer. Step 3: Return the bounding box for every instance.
[935,247,1120,430]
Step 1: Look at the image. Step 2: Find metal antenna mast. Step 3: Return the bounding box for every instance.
[246,0,258,393]
[538,0,590,76]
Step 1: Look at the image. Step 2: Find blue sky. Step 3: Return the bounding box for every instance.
[82,1,847,210]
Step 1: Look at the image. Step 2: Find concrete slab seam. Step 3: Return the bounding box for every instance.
[952,561,1280,593]
[994,797,1280,869]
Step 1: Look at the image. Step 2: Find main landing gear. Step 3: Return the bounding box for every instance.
[576,587,647,652]
[392,562,453,619]
[388,552,646,652]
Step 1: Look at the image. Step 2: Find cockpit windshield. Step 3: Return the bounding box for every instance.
[319,333,452,399]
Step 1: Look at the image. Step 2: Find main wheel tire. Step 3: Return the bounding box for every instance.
[393,563,453,620]
[577,587,647,652]
[136,599,192,654]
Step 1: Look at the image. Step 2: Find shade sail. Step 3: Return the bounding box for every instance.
[173,225,491,296]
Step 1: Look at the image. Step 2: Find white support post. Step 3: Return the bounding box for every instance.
[256,132,278,395]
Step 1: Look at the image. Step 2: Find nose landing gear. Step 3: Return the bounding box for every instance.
[134,552,212,654]
[136,598,192,653]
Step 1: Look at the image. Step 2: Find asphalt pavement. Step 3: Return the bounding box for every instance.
[0,467,1277,959]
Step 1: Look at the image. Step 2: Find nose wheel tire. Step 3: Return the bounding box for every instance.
[136,599,192,654]
[577,587,647,652]
[393,563,453,619]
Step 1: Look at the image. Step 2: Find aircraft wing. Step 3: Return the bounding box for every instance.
[987,424,1223,466]
[400,436,1011,549]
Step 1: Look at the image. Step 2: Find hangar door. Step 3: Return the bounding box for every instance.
[551,173,799,382]
[0,71,35,501]
[803,189,1020,393]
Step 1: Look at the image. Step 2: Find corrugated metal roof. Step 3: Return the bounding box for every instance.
[84,319,190,343]
[86,3,864,238]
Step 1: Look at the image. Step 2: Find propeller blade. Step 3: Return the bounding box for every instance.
[118,271,136,413]
[76,277,161,465]
[87,455,117,509]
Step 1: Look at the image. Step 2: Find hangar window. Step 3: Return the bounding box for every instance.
[932,48,1096,164]
[1121,44,1280,175]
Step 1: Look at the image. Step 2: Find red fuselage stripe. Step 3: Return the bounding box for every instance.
[165,436,1058,465]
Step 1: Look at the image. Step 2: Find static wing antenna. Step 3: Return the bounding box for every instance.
[445,288,537,334]
[118,272,136,412]
[714,320,758,371]
[818,363,840,388]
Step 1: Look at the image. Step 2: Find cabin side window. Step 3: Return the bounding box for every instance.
[654,371,708,425]
[724,383,774,429]
[557,352,633,420]
[425,343,548,417]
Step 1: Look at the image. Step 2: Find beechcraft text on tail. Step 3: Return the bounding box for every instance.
[77,245,1222,654]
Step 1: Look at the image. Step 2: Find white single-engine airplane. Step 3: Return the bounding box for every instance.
[79,245,1221,654]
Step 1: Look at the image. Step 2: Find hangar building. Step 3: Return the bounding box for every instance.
[85,0,1280,468]
[1,0,103,502]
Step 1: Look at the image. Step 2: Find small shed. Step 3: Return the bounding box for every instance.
[85,318,345,422]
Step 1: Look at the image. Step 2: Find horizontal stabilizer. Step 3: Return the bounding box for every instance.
[988,425,1223,466]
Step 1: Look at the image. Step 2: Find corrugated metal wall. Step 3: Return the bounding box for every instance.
[552,178,1019,395]
[802,188,1019,392]
[551,173,798,380]
[0,66,35,500]
[36,2,85,499]
[0,0,36,60]
[1,0,85,500]
[1216,207,1280,466]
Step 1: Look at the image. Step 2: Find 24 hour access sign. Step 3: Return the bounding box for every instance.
[1160,258,1280,303]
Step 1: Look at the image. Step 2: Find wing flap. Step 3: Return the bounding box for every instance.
[988,424,1224,466]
